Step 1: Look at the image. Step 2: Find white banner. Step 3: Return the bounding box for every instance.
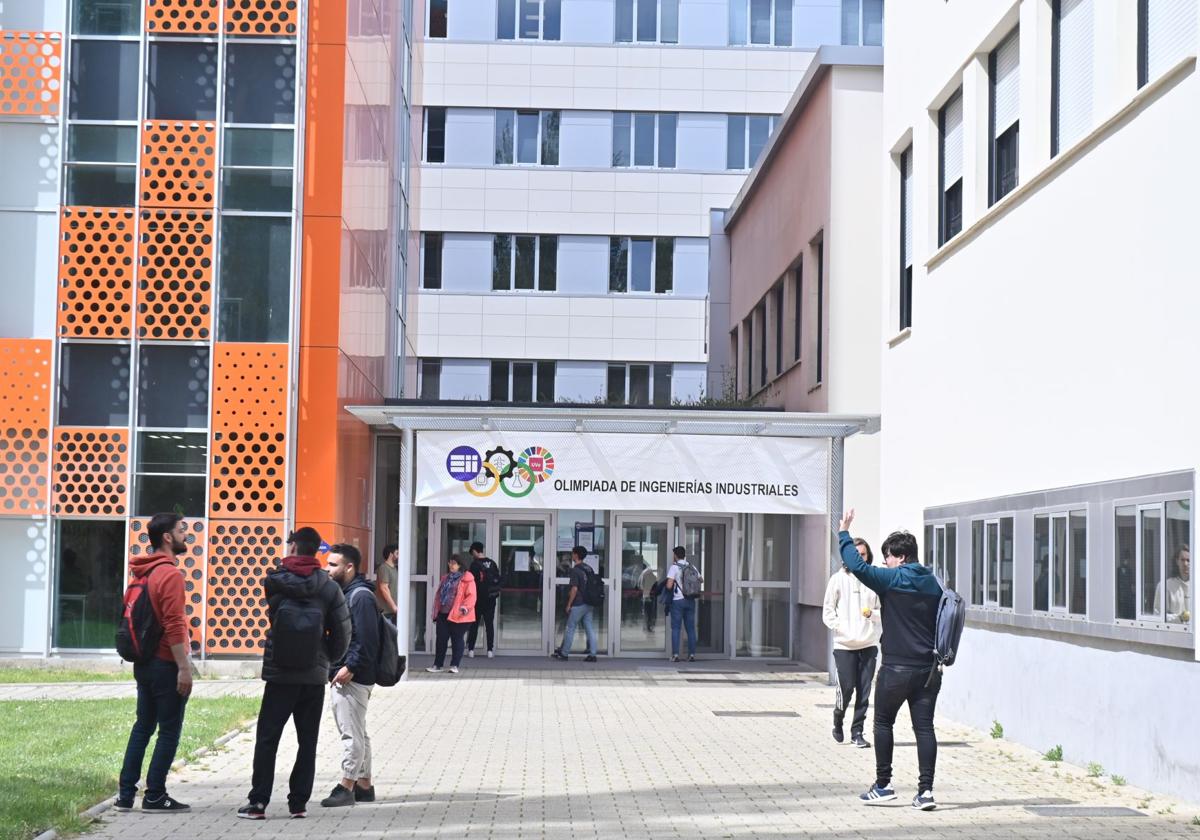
[415,431,829,515]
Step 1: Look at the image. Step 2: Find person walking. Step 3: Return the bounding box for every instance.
[838,509,944,812]
[553,546,598,662]
[427,554,476,673]
[238,527,350,820]
[116,513,194,813]
[823,537,882,748]
[665,546,701,662]
[322,544,381,808]
[639,559,658,632]
[466,541,501,658]
[375,543,398,623]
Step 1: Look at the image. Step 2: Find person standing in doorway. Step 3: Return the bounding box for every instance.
[553,546,598,662]
[238,527,350,820]
[638,558,658,633]
[823,537,882,748]
[322,544,381,808]
[375,543,398,624]
[116,513,194,813]
[665,546,701,662]
[427,554,477,673]
[467,541,501,658]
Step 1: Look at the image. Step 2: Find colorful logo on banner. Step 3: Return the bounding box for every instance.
[445,444,555,498]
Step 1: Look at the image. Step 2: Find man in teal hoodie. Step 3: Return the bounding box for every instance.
[837,509,943,812]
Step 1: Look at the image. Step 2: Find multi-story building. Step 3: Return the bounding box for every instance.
[0,0,410,658]
[879,0,1197,798]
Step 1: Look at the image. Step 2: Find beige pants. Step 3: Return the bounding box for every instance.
[330,681,373,781]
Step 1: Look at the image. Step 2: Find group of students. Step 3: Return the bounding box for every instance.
[115,516,400,819]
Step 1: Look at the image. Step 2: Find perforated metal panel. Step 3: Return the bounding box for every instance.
[57,208,135,339]
[0,340,51,516]
[129,518,207,652]
[51,428,129,516]
[206,520,283,654]
[146,0,221,34]
[140,122,216,209]
[137,209,213,340]
[225,0,299,35]
[0,32,62,117]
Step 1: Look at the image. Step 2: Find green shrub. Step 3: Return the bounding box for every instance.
[1043,744,1063,762]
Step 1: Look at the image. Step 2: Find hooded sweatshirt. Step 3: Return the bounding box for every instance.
[262,555,351,685]
[822,569,881,651]
[128,552,188,662]
[331,575,380,686]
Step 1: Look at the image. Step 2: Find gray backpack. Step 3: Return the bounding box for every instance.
[677,562,703,599]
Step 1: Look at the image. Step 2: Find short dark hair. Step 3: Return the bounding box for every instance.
[381,543,397,560]
[672,546,686,560]
[449,553,463,567]
[881,531,918,563]
[288,526,322,557]
[571,545,587,561]
[852,538,874,565]
[330,543,361,571]
[469,541,485,554]
[148,513,184,550]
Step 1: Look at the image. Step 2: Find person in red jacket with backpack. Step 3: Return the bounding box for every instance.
[116,513,193,813]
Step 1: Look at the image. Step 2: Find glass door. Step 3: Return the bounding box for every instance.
[553,511,610,655]
[496,516,549,652]
[427,514,487,654]
[614,517,672,656]
[682,518,729,655]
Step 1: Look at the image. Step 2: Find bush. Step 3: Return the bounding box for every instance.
[1043,744,1063,762]
[990,720,1004,739]
[1087,762,1104,778]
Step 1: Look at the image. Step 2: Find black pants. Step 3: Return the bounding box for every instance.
[872,664,942,792]
[434,613,469,667]
[467,596,497,652]
[832,646,877,737]
[119,659,188,801]
[642,597,656,631]
[248,682,325,810]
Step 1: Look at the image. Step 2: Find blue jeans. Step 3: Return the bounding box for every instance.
[119,658,188,801]
[670,598,697,657]
[562,604,596,656]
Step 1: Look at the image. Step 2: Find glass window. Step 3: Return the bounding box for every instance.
[425,107,446,163]
[221,169,292,212]
[1164,500,1190,625]
[652,363,671,406]
[654,238,673,293]
[490,361,509,401]
[990,31,1020,204]
[539,235,557,291]
[741,513,791,580]
[519,0,539,37]
[137,346,210,428]
[637,0,656,41]
[498,0,517,38]
[224,129,294,167]
[72,0,141,34]
[662,0,679,42]
[516,111,539,163]
[615,0,634,41]
[544,0,561,39]
[492,235,511,291]
[748,115,770,168]
[841,0,859,44]
[606,363,625,403]
[225,44,296,125]
[512,362,534,402]
[863,0,883,45]
[429,0,447,36]
[613,112,632,166]
[727,115,746,169]
[1034,515,1050,612]
[609,237,628,292]
[736,587,789,657]
[419,359,441,399]
[536,361,555,402]
[68,40,139,121]
[630,238,653,292]
[1115,505,1137,620]
[971,519,985,606]
[68,125,137,164]
[147,42,218,121]
[749,0,771,43]
[658,113,677,168]
[939,90,964,245]
[628,364,650,405]
[422,232,443,290]
[773,0,792,45]
[54,520,125,649]
[540,110,560,166]
[1141,506,1162,617]
[218,216,291,342]
[134,432,207,517]
[1140,0,1198,87]
[1070,510,1088,616]
[633,113,655,166]
[494,110,515,164]
[58,343,130,427]
[65,165,136,207]
[514,235,536,290]
[729,0,748,44]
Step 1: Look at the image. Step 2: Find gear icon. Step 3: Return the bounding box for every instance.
[484,446,516,480]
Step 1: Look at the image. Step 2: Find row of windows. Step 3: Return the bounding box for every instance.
[418,359,675,405]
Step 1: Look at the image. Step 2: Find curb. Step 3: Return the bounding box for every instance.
[28,721,254,840]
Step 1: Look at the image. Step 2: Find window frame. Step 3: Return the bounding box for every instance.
[1114,493,1193,627]
[898,145,913,330]
[421,232,443,289]
[840,0,883,47]
[729,0,793,46]
[612,112,677,169]
[972,515,1015,610]
[938,89,964,246]
[988,30,1020,206]
[490,360,556,403]
[726,114,778,170]
[419,358,441,400]
[494,109,560,166]
[424,106,446,163]
[615,0,680,44]
[491,234,557,292]
[1033,506,1088,618]
[925,520,957,592]
[608,236,673,294]
[497,0,562,40]
[606,362,672,406]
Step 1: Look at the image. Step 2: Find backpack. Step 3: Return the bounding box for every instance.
[375,614,402,686]
[932,575,966,667]
[481,559,503,598]
[271,596,325,670]
[677,562,703,599]
[115,568,165,664]
[581,564,606,607]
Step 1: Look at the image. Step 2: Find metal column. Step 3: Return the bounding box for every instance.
[395,426,414,671]
[826,435,845,682]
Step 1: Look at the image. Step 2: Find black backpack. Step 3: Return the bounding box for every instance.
[271,597,325,670]
[932,575,966,668]
[481,559,503,598]
[376,615,402,686]
[115,568,165,664]
[581,564,606,607]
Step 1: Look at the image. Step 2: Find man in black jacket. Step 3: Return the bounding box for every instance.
[238,527,350,820]
[321,544,381,808]
[466,541,500,658]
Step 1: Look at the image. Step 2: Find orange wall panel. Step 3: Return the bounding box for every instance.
[294,345,339,526]
[0,340,51,516]
[57,208,135,340]
[205,519,284,655]
[146,0,221,34]
[140,122,217,209]
[137,209,214,341]
[226,0,299,35]
[0,32,61,117]
[299,215,342,349]
[302,42,347,219]
[51,428,129,517]
[308,0,347,45]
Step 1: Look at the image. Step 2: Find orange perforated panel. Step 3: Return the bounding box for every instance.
[146,0,220,34]
[129,518,207,652]
[0,31,62,117]
[51,428,129,516]
[0,341,51,516]
[140,122,216,209]
[210,431,286,518]
[225,0,298,35]
[211,343,288,433]
[137,209,213,340]
[205,520,284,654]
[57,208,135,339]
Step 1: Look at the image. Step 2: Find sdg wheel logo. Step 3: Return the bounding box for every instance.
[518,446,555,483]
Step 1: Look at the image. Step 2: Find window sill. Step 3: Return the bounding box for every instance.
[925,54,1196,272]
[886,328,911,349]
[967,607,1194,652]
[806,382,822,395]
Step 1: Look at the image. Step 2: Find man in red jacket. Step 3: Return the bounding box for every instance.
[116,513,194,813]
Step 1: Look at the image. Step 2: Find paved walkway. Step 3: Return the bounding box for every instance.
[79,659,1196,839]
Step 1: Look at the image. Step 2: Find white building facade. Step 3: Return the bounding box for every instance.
[879,0,1198,799]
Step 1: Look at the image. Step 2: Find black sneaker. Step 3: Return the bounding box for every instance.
[354,785,376,803]
[237,802,267,820]
[142,794,190,813]
[553,652,568,660]
[584,655,597,662]
[852,734,871,749]
[290,809,307,818]
[687,655,695,662]
[114,797,135,812]
[832,724,844,743]
[320,784,355,808]
[670,655,680,662]
[912,790,937,811]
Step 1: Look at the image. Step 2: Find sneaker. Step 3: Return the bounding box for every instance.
[425,666,443,673]
[487,650,495,658]
[670,655,680,662]
[859,784,897,805]
[142,794,190,813]
[237,802,267,820]
[687,655,695,662]
[852,734,871,749]
[553,652,568,661]
[320,785,355,808]
[354,785,376,803]
[912,790,937,811]
[289,809,307,819]
[114,797,135,812]
[832,724,844,743]
[448,665,460,674]
[468,649,475,658]
[584,655,597,662]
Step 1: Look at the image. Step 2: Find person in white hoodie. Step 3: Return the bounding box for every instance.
[823,537,882,748]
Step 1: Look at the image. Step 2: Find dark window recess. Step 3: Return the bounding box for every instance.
[225,44,297,125]
[815,240,823,385]
[512,362,534,402]
[629,365,651,406]
[425,107,446,163]
[429,0,448,36]
[221,169,292,213]
[490,361,509,401]
[68,125,137,163]
[658,113,677,168]
[536,361,555,402]
[942,180,963,243]
[792,265,802,361]
[609,237,628,292]
[146,42,218,121]
[899,146,912,331]
[615,0,634,41]
[68,40,139,121]
[655,238,673,293]
[423,232,443,289]
[773,284,783,376]
[137,345,210,428]
[514,236,536,290]
[539,236,557,291]
[58,343,131,427]
[492,235,511,290]
[652,363,671,406]
[65,165,136,207]
[899,265,913,333]
[612,112,631,166]
[420,359,441,400]
[744,317,753,392]
[757,304,766,388]
[218,216,292,342]
[54,520,125,649]
[134,432,207,518]
[727,115,746,168]
[544,0,561,39]
[992,122,1019,204]
[495,110,515,164]
[606,363,626,403]
[540,111,560,164]
[72,0,142,34]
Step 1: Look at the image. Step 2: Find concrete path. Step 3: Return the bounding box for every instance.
[76,658,1196,838]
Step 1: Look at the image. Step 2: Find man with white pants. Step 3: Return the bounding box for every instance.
[323,544,380,808]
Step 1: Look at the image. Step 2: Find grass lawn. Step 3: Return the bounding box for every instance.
[0,695,260,840]
[0,668,134,684]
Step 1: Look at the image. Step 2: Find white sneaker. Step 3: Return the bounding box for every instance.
[468,650,475,658]
[425,666,442,673]
[487,650,495,658]
[448,666,460,674]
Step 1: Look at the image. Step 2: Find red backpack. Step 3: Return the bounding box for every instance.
[115,567,165,664]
